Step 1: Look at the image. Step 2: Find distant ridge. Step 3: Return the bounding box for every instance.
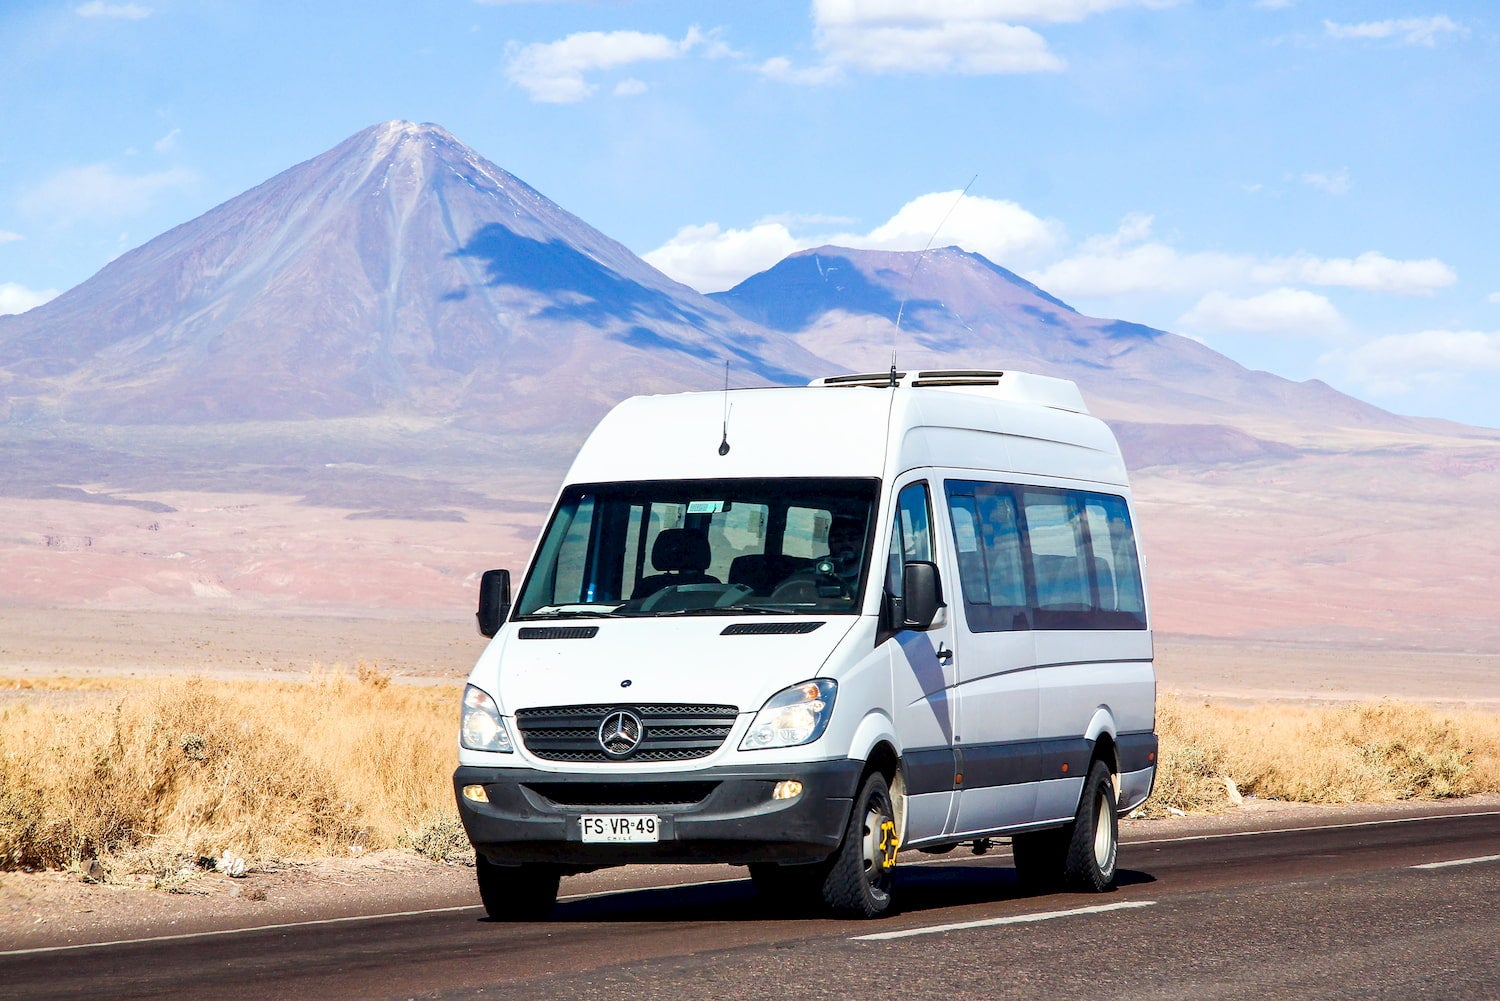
[711,245,1423,434]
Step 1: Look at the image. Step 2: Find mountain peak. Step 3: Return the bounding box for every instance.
[709,243,1076,335]
[0,122,825,427]
[354,120,467,164]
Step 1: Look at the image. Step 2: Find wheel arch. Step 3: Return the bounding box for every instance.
[1084,707,1121,776]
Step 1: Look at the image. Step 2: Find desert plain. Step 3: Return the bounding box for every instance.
[3,408,1500,950]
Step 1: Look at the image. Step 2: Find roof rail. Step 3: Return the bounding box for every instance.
[808,369,1088,413]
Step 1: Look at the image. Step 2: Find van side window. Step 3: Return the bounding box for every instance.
[1022,490,1091,622]
[1082,495,1147,623]
[886,481,933,599]
[944,483,1028,632]
[944,480,1147,632]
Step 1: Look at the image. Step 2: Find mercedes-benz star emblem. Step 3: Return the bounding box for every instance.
[597,709,644,759]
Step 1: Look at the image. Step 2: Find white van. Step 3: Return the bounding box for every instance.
[454,369,1156,919]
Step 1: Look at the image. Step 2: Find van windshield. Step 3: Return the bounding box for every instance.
[515,477,881,619]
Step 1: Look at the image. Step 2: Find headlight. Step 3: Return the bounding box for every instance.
[740,679,837,750]
[461,684,514,753]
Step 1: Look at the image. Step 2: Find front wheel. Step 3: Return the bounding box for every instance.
[818,770,900,918]
[475,855,561,920]
[1062,759,1119,892]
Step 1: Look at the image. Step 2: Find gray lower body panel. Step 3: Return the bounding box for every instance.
[454,758,864,868]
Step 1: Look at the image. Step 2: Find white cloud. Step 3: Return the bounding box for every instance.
[646,221,806,293]
[1488,292,1500,304]
[1031,243,1247,297]
[817,20,1065,74]
[859,190,1063,259]
[19,163,196,224]
[1300,168,1349,196]
[506,27,709,103]
[613,78,648,97]
[153,128,181,153]
[0,230,23,244]
[1323,16,1464,47]
[758,56,844,85]
[0,282,60,316]
[1255,251,1455,296]
[643,192,1063,292]
[76,2,151,18]
[1028,213,1456,301]
[651,200,1462,309]
[1179,287,1346,337]
[1028,214,1249,297]
[779,0,1183,82]
[1324,329,1500,395]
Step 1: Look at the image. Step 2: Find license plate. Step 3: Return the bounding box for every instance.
[580,814,660,843]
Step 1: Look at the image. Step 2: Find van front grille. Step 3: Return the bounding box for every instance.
[515,704,739,762]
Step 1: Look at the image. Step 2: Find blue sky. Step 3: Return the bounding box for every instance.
[2,1,1497,428]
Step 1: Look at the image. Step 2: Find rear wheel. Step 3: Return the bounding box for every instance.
[1012,758,1120,894]
[1062,759,1119,892]
[475,855,561,920]
[818,771,899,918]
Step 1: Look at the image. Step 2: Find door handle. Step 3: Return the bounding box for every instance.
[936,644,953,665]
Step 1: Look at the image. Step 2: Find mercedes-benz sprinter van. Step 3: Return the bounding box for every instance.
[454,369,1156,919]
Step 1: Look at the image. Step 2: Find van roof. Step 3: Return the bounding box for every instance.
[809,369,1089,414]
[562,370,1124,487]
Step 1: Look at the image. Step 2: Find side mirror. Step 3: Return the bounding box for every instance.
[477,569,511,637]
[899,560,943,631]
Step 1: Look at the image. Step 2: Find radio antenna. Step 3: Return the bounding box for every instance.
[718,361,732,456]
[890,175,978,386]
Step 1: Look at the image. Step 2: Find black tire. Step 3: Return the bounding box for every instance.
[475,854,561,920]
[1062,759,1119,892]
[818,771,899,918]
[1011,827,1068,892]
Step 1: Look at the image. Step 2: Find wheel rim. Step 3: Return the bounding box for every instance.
[860,797,897,895]
[1092,792,1114,870]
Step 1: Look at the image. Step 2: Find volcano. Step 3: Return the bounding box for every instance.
[0,121,823,430]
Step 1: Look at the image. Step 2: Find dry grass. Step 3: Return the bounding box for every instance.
[0,665,466,883]
[1144,691,1500,816]
[3,675,1498,883]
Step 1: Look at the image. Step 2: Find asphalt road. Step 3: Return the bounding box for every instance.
[4,809,1497,1001]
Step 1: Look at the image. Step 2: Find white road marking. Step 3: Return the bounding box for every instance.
[851,900,1156,941]
[1411,854,1500,870]
[7,810,1491,957]
[1126,809,1500,848]
[0,904,482,958]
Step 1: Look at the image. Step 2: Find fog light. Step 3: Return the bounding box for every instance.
[772,780,803,801]
[462,784,490,803]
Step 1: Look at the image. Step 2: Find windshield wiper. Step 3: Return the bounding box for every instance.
[648,604,797,617]
[717,603,799,615]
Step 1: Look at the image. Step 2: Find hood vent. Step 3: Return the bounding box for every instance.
[720,621,825,636]
[518,626,600,640]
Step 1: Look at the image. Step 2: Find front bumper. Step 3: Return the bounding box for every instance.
[454,758,864,867]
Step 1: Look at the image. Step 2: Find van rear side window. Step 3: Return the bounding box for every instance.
[944,481,1146,632]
